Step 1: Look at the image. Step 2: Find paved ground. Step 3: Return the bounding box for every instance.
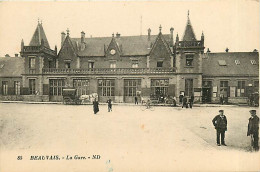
[0,103,259,172]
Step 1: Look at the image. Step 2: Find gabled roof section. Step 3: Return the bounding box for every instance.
[182,11,197,41]
[0,57,24,77]
[58,35,77,57]
[202,52,259,76]
[105,36,121,56]
[72,34,171,57]
[149,32,172,55]
[29,22,50,48]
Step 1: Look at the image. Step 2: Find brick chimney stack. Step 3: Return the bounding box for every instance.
[170,27,174,47]
[148,28,151,41]
[81,31,85,43]
[61,31,66,46]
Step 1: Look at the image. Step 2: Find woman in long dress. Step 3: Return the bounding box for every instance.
[93,98,99,114]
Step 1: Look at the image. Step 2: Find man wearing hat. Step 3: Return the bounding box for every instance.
[212,110,228,146]
[247,110,259,151]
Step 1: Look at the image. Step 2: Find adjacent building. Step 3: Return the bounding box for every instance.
[0,13,259,104]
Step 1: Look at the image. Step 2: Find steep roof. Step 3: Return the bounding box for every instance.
[29,23,50,48]
[182,15,197,41]
[202,52,259,76]
[71,34,171,56]
[0,57,24,77]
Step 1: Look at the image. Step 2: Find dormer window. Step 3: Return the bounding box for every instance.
[186,55,194,66]
[132,60,139,68]
[88,62,94,69]
[65,62,71,69]
[251,60,257,65]
[235,60,240,65]
[157,61,163,68]
[110,61,116,68]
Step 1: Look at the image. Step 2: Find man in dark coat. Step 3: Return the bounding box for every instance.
[107,98,112,112]
[134,96,138,105]
[212,110,227,146]
[247,110,259,151]
[93,98,99,114]
[189,95,194,108]
[182,96,188,108]
[179,94,183,105]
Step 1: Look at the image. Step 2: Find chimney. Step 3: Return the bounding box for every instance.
[225,47,229,52]
[207,48,211,53]
[81,31,85,43]
[15,54,19,57]
[201,31,204,47]
[170,27,174,47]
[148,28,151,41]
[116,32,120,38]
[61,31,66,46]
[21,39,24,52]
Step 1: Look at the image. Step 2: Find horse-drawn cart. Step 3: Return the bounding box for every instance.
[63,88,81,105]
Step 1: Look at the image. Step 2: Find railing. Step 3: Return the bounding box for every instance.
[177,41,203,48]
[22,46,56,56]
[23,46,40,52]
[42,68,176,75]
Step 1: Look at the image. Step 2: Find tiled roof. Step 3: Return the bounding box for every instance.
[0,57,24,77]
[182,17,197,41]
[29,23,50,48]
[71,34,171,56]
[202,52,259,76]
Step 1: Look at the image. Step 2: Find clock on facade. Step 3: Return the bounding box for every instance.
[110,49,116,55]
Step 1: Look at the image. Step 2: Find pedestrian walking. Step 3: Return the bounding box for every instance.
[135,96,138,105]
[212,110,227,146]
[107,98,112,112]
[189,95,194,108]
[247,110,259,151]
[182,96,188,108]
[93,98,99,114]
[179,94,183,105]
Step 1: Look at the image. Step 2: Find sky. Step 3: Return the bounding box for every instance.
[0,0,259,57]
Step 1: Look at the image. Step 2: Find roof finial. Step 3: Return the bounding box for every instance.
[38,18,40,24]
[66,28,70,35]
[159,25,162,33]
[41,20,42,25]
[112,33,114,37]
[188,10,189,17]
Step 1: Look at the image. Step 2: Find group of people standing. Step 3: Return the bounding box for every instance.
[92,98,113,115]
[212,109,259,151]
[179,94,194,109]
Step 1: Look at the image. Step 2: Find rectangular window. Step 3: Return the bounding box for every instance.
[14,81,21,95]
[29,79,36,95]
[124,79,141,96]
[88,62,94,69]
[98,79,115,96]
[185,79,193,96]
[254,80,259,93]
[132,60,139,68]
[48,61,52,68]
[186,55,194,66]
[220,81,228,97]
[237,81,245,97]
[151,79,169,98]
[65,62,71,69]
[49,79,65,96]
[2,81,8,95]
[157,61,163,68]
[110,61,116,68]
[73,79,90,96]
[29,57,35,68]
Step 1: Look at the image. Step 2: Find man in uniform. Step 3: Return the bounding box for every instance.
[212,110,227,146]
[247,110,259,151]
